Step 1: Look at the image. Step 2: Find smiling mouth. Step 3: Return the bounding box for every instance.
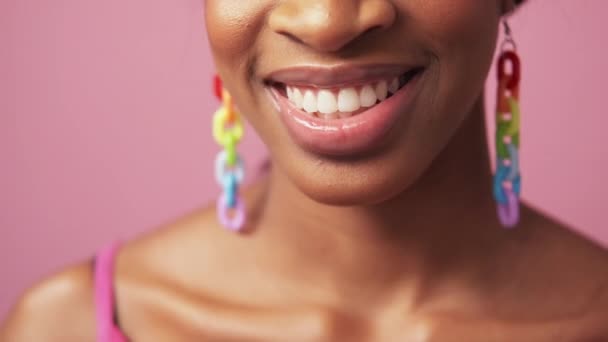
[262,64,425,156]
[265,68,423,120]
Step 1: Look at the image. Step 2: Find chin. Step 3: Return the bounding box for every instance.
[281,150,428,207]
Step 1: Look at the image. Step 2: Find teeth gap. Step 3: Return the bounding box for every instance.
[276,82,288,97]
[400,67,423,87]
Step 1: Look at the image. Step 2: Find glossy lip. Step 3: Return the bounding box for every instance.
[264,64,416,88]
[266,67,425,157]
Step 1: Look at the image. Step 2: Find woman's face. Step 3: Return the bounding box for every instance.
[205,1,512,205]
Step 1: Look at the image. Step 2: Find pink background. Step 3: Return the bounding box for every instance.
[1,0,606,320]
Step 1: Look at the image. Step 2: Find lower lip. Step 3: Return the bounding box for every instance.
[267,72,423,157]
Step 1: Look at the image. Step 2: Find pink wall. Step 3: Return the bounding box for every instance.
[1,0,606,319]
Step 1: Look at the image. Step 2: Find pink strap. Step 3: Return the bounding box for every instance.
[94,242,128,342]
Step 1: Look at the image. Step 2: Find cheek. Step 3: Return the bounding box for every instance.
[400,0,500,155]
[411,0,498,48]
[205,1,272,128]
[204,1,268,98]
[422,0,499,79]
[205,2,260,59]
[411,0,499,117]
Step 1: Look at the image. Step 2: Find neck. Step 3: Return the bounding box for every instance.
[251,96,506,312]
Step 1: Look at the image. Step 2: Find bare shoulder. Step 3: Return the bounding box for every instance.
[119,179,267,277]
[525,205,608,280]
[504,205,608,339]
[0,261,97,342]
[108,182,269,339]
[0,205,230,342]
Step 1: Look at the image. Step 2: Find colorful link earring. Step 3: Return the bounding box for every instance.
[213,76,247,232]
[494,20,522,228]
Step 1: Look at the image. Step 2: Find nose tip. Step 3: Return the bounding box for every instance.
[269,0,396,53]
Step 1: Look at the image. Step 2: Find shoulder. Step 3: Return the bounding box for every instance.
[0,208,222,342]
[0,261,97,342]
[515,204,608,277]
[507,205,608,338]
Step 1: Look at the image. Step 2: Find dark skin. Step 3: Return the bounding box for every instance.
[2,0,608,341]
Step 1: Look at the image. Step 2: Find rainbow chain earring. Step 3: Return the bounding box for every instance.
[213,76,247,232]
[494,20,522,228]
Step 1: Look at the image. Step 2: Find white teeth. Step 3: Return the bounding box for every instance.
[317,90,338,114]
[302,90,317,113]
[287,86,304,109]
[359,85,377,107]
[337,88,360,112]
[388,77,399,94]
[283,75,403,118]
[375,81,388,101]
[291,88,303,109]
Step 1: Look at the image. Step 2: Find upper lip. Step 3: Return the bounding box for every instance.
[264,63,421,88]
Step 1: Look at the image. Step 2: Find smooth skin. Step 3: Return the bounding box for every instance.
[3,0,608,341]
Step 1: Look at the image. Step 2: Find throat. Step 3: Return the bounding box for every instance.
[247,97,503,311]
